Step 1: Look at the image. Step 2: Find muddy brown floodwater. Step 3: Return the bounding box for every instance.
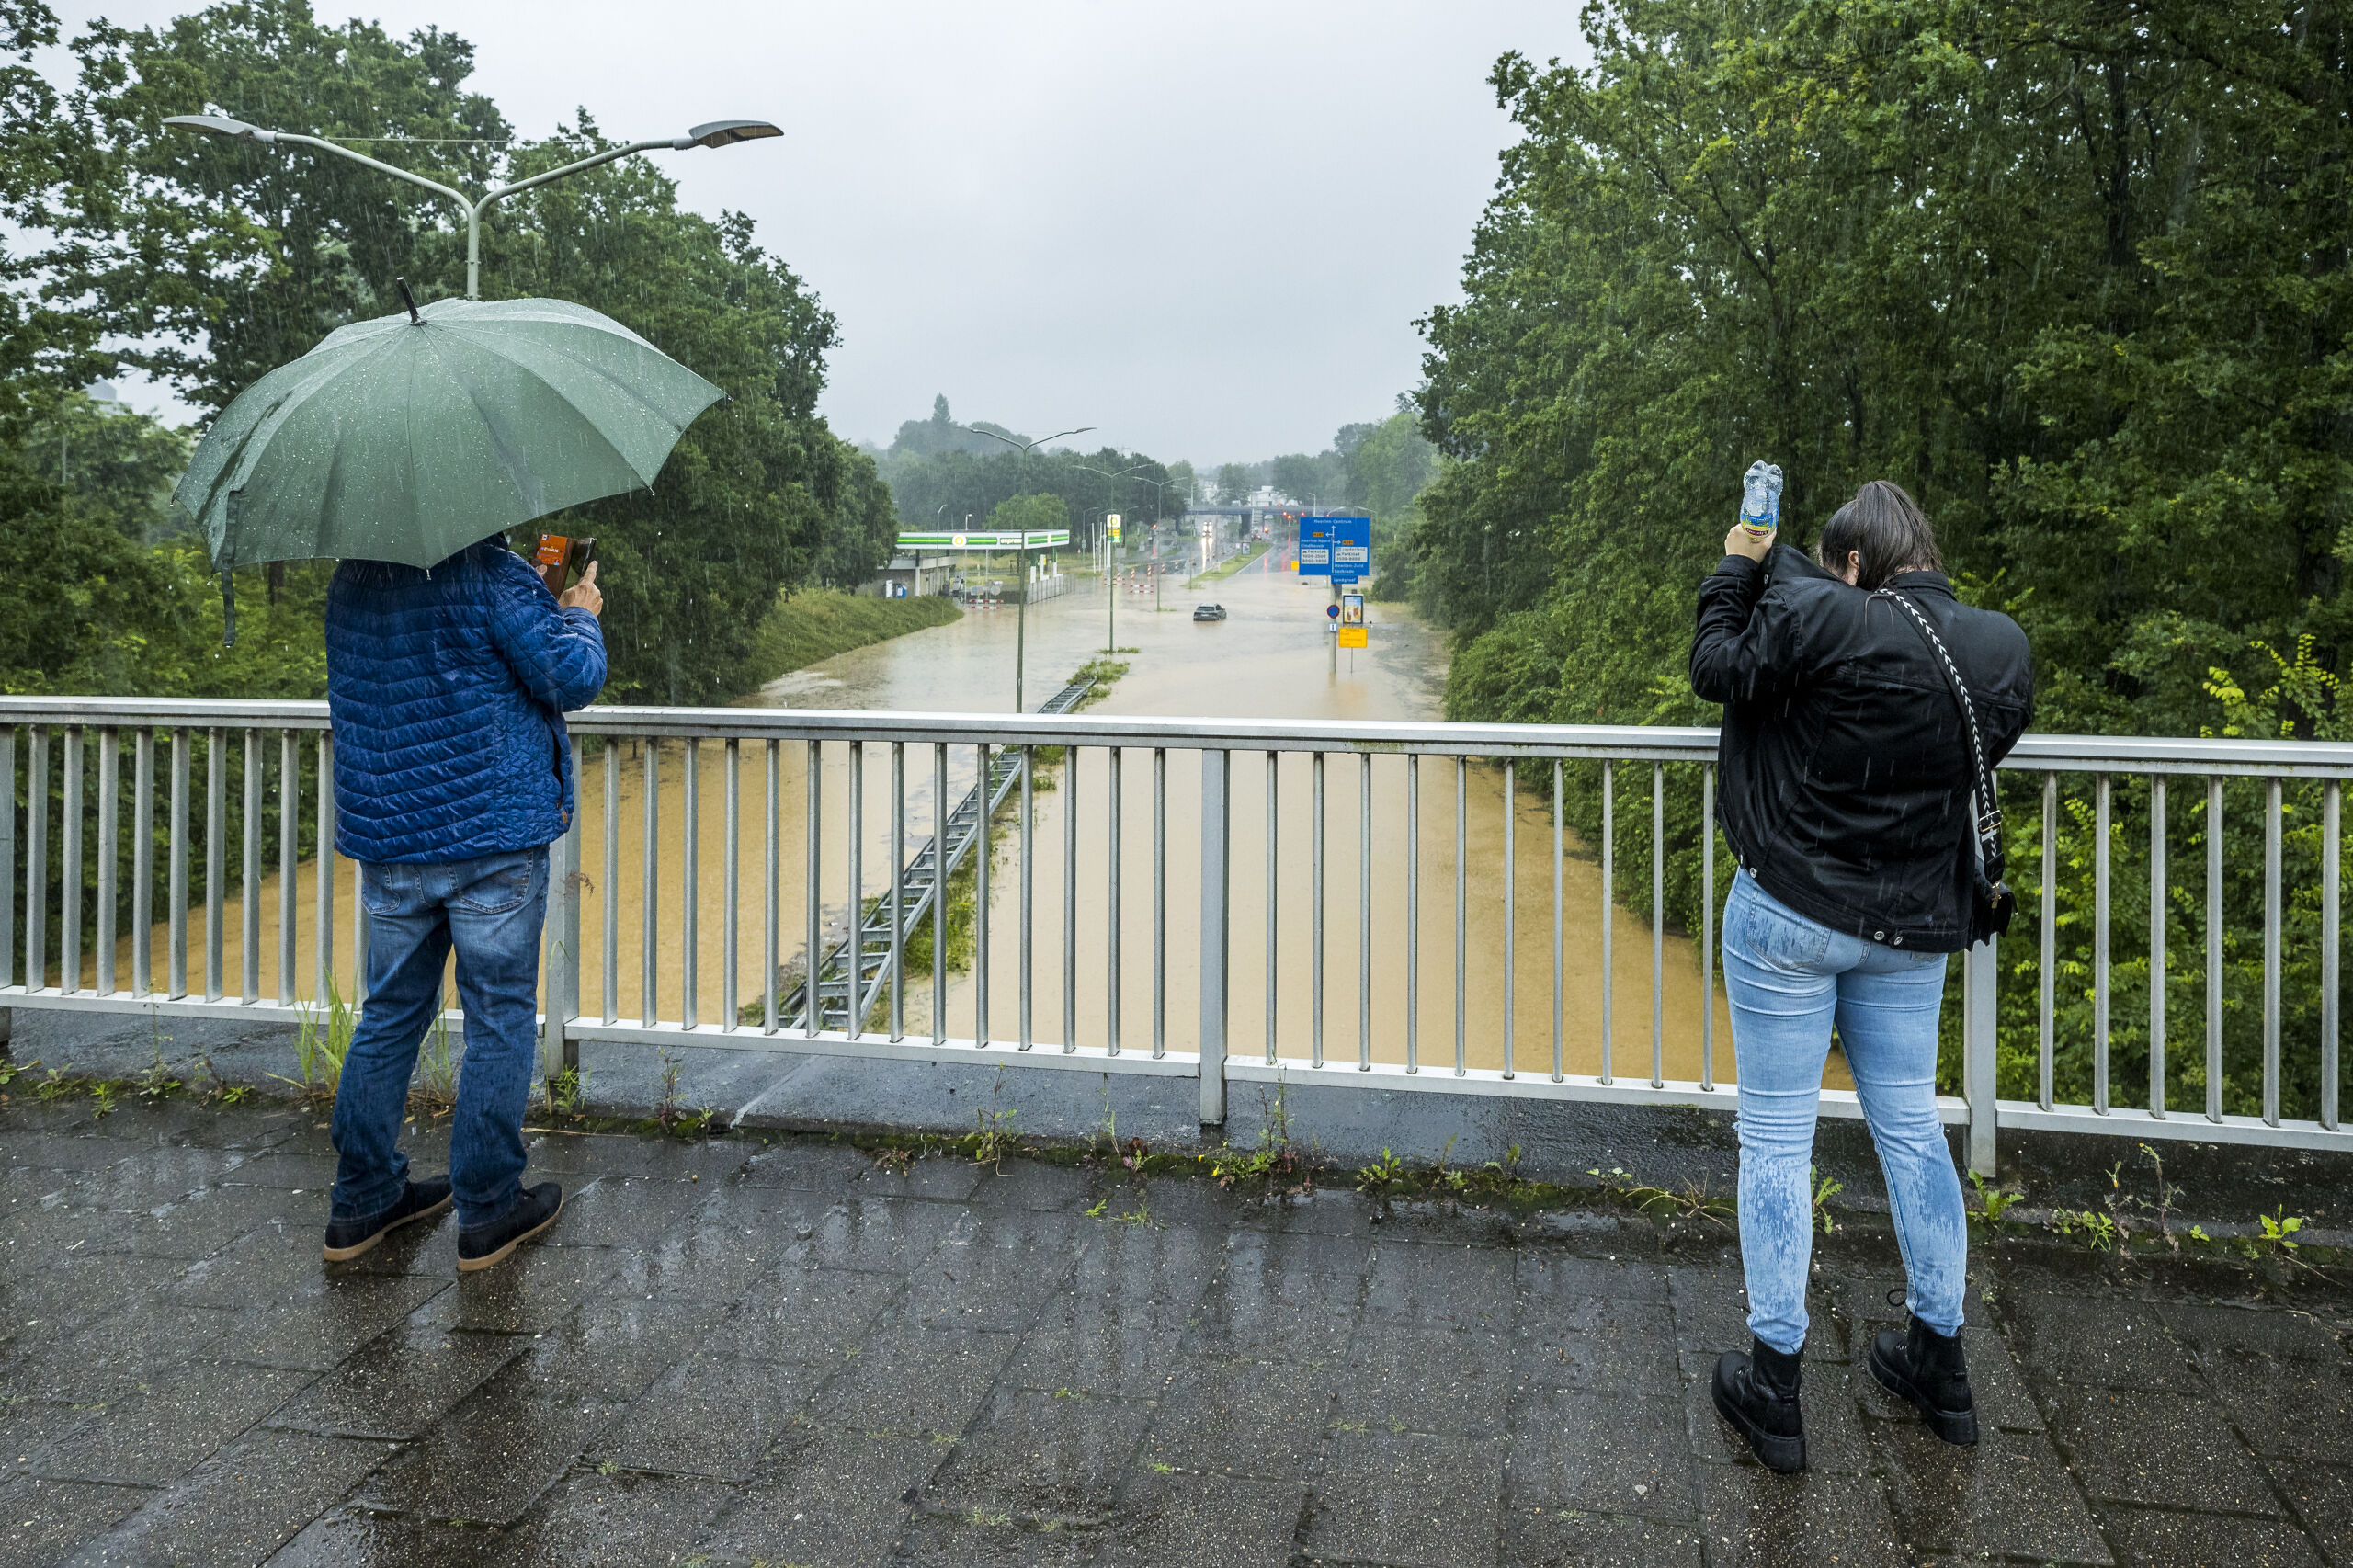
[141,555,1823,1088]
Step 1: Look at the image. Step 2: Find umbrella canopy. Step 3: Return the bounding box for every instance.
[174,294,724,571]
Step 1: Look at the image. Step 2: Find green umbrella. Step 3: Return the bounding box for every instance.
[174,289,723,633]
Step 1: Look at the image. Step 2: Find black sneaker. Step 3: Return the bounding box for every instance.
[322,1176,453,1262]
[457,1182,565,1274]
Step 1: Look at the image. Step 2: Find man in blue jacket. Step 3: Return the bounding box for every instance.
[319,537,606,1272]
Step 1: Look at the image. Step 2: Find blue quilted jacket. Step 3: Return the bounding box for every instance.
[324,538,607,864]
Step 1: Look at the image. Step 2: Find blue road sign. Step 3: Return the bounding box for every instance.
[1298,515,1370,583]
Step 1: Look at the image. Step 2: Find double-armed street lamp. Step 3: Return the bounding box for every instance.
[162,113,782,299]
[964,424,1096,714]
[1077,461,1153,657]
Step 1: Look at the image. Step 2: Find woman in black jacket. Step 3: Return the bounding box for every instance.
[1689,477,2032,1472]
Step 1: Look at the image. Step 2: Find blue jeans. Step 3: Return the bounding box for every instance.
[330,846,550,1233]
[1722,872,1967,1353]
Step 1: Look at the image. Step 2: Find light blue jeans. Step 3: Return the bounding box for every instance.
[330,846,550,1233]
[1722,871,1968,1353]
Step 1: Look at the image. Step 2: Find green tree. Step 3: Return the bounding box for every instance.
[1214,462,1253,506]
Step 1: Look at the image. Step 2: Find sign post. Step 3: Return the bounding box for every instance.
[1300,516,1372,673]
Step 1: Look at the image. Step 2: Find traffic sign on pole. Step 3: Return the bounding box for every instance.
[1297,515,1370,583]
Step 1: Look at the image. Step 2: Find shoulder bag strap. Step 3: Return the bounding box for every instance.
[1872,588,2006,882]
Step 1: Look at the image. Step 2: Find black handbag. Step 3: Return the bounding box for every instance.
[1874,588,2016,942]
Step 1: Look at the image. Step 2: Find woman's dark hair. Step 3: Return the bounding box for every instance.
[1816,480,1942,590]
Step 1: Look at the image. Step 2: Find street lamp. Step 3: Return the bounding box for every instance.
[1077,461,1152,657]
[162,113,781,299]
[964,422,1097,710]
[1132,474,1187,613]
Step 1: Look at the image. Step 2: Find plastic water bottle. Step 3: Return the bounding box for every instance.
[1740,461,1784,540]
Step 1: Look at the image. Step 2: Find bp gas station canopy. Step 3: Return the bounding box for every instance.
[895,529,1070,551]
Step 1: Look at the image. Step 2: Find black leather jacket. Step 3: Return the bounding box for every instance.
[1690,546,2033,953]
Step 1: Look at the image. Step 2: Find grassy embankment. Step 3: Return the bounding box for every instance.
[743,588,961,683]
[1186,539,1268,589]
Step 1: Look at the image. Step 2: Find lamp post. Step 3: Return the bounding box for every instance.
[162,114,781,300]
[965,423,1098,707]
[1077,461,1152,657]
[1132,474,1186,613]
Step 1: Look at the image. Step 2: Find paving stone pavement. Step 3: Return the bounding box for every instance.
[3,1096,2350,1567]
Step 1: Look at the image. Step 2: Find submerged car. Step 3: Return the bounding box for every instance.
[1192,603,1227,621]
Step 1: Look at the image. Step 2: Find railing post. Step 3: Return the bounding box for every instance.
[1963,935,1998,1176]
[540,813,583,1088]
[1199,748,1230,1125]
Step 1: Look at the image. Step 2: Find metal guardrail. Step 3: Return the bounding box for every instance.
[0,695,2344,1172]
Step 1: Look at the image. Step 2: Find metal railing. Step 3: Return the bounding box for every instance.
[0,696,2345,1173]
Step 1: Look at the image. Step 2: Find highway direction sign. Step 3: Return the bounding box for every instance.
[1298,515,1370,583]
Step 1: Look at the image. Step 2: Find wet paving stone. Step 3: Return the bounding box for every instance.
[922,1385,1157,1517]
[6,1113,2351,1566]
[2100,1504,2330,1568]
[699,1267,903,1364]
[347,1357,627,1527]
[30,1359,317,1486]
[0,1475,152,1568]
[1872,1419,2112,1562]
[1498,1506,1707,1568]
[1517,1306,1684,1397]
[2051,1385,2281,1510]
[1694,1461,1910,1568]
[265,1321,527,1439]
[63,1427,393,1568]
[806,1324,1019,1440]
[2006,1290,2202,1392]
[1103,1471,1306,1567]
[689,1427,940,1568]
[1333,1324,1515,1437]
[1509,1387,1698,1519]
[1302,1429,1506,1568]
[2209,1349,2353,1465]
[1136,1354,1347,1480]
[1362,1239,1521,1328]
[601,1352,822,1480]
[2266,1461,2353,1564]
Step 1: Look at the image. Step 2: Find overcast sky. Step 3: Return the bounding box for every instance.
[47,2,1588,465]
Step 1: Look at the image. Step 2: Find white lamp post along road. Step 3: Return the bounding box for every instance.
[1077,461,1152,658]
[161,114,782,299]
[965,423,1096,711]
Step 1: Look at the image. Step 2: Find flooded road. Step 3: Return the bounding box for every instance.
[137,558,1773,1087]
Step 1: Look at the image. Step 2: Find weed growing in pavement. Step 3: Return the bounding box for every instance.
[33,1064,74,1102]
[0,1056,35,1089]
[89,1080,118,1117]
[972,1104,1020,1170]
[1811,1166,1844,1235]
[1356,1148,1405,1193]
[872,1143,914,1176]
[547,1064,590,1117]
[1967,1168,2021,1230]
[2051,1208,2119,1251]
[2256,1207,2306,1256]
[1589,1165,1735,1230]
[654,1049,684,1129]
[286,980,355,1096]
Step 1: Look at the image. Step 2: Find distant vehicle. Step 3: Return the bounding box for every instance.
[1192,603,1227,622]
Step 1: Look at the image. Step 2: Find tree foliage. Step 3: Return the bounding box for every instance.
[4,0,889,705]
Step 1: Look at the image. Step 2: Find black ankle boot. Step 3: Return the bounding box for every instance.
[1712,1336,1807,1472]
[1869,1314,1980,1445]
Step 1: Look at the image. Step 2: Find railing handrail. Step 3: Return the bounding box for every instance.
[6,696,2353,777]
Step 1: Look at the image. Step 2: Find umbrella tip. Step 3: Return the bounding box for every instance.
[396,278,420,324]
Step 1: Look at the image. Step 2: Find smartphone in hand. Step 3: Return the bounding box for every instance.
[532,533,597,597]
